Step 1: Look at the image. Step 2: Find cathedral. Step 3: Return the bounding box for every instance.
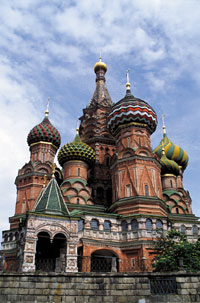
[1,58,199,273]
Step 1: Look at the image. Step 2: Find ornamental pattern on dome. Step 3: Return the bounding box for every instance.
[160,150,180,176]
[154,133,189,170]
[27,116,61,149]
[107,92,157,134]
[58,131,96,166]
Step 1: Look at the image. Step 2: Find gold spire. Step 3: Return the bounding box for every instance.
[45,97,50,117]
[126,69,131,90]
[161,114,166,134]
[52,163,56,178]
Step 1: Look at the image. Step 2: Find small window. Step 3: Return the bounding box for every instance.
[77,198,79,204]
[78,168,80,176]
[91,219,99,230]
[131,258,135,268]
[78,219,84,232]
[146,219,153,231]
[170,180,173,188]
[139,137,141,146]
[106,157,110,167]
[126,184,131,197]
[193,225,198,236]
[181,225,186,234]
[156,219,163,231]
[104,220,111,232]
[68,167,71,176]
[96,187,104,200]
[122,220,128,232]
[145,185,149,196]
[176,208,179,214]
[131,219,138,231]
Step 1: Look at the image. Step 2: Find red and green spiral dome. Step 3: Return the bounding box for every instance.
[27,116,61,149]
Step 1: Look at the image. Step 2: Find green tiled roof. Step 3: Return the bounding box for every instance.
[34,177,69,216]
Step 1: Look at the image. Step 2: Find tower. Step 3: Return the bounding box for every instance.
[12,107,61,229]
[58,127,96,210]
[107,72,166,216]
[79,57,115,207]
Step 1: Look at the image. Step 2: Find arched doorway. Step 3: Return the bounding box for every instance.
[91,249,119,272]
[35,232,66,272]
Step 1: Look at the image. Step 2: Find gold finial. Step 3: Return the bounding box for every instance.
[43,174,47,187]
[161,145,165,156]
[45,97,50,117]
[161,114,166,134]
[52,163,56,178]
[76,120,79,135]
[126,69,131,90]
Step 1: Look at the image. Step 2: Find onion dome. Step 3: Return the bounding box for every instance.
[107,71,157,134]
[27,107,61,149]
[154,117,189,170]
[93,56,107,73]
[160,148,180,176]
[58,128,96,166]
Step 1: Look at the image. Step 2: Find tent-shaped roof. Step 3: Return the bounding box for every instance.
[34,177,69,216]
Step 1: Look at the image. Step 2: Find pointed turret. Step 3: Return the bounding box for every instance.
[34,171,69,216]
[88,56,113,107]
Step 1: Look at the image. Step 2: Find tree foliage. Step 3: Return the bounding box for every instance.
[153,229,200,272]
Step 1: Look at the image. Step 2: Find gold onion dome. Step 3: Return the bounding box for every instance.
[93,56,107,73]
[58,129,96,167]
[160,148,180,176]
[154,117,189,170]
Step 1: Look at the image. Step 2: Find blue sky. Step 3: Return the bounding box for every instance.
[0,0,200,240]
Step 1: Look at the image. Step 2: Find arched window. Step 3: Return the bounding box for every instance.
[193,225,198,236]
[91,219,99,230]
[156,219,163,231]
[15,232,19,241]
[78,168,80,176]
[176,208,179,214]
[145,185,149,196]
[121,220,128,232]
[4,234,8,242]
[78,219,84,232]
[181,225,186,234]
[77,198,79,204]
[104,220,111,232]
[146,219,153,231]
[170,180,173,188]
[131,219,138,231]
